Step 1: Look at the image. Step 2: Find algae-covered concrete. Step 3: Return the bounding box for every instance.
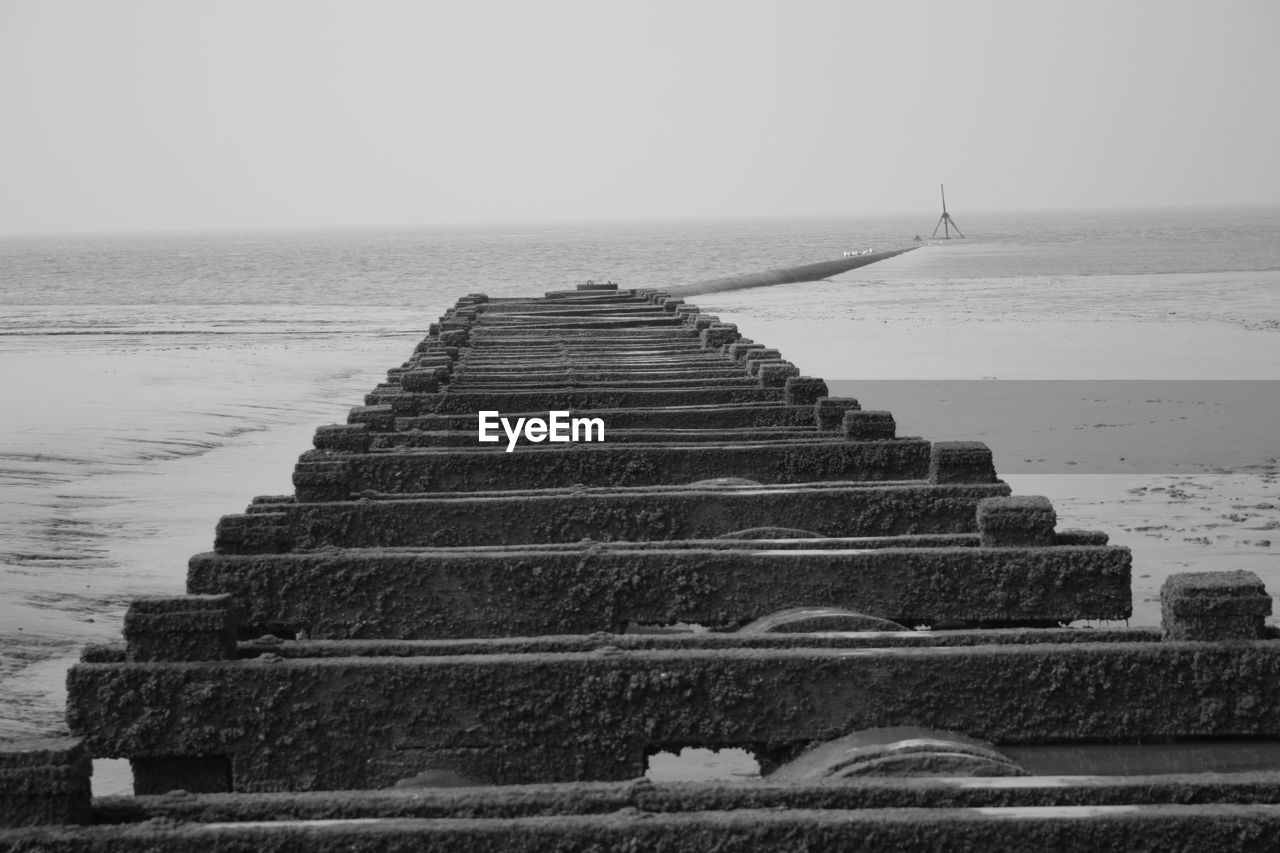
[0,739,90,828]
[371,386,787,415]
[6,804,1280,852]
[75,773,1280,823]
[187,543,1131,638]
[215,481,1013,551]
[291,439,936,497]
[388,403,824,431]
[66,640,1280,789]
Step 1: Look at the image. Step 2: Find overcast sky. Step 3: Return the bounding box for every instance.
[2,0,1277,233]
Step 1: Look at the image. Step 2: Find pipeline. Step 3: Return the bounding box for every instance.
[665,246,918,297]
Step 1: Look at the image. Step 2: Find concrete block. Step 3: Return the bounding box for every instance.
[758,362,801,387]
[123,594,237,662]
[439,330,468,348]
[843,410,896,440]
[0,737,91,827]
[746,359,784,378]
[292,459,351,502]
[726,341,764,362]
[399,370,441,393]
[978,496,1057,548]
[700,324,740,348]
[347,405,395,431]
[1162,571,1272,641]
[929,441,997,484]
[409,353,452,369]
[743,349,782,370]
[312,424,372,453]
[814,397,861,430]
[785,376,829,406]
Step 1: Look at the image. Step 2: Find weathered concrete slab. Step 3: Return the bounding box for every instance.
[453,354,719,367]
[472,305,661,317]
[465,326,703,338]
[291,439,936,497]
[82,624,1157,663]
[188,542,1131,638]
[462,316,688,329]
[9,803,1280,851]
[444,376,765,390]
[368,387,788,415]
[463,324,695,337]
[455,351,730,363]
[473,314,680,326]
[353,427,822,449]
[75,772,1280,820]
[389,404,822,432]
[448,363,754,377]
[65,639,1280,789]
[459,337,720,349]
[447,368,754,384]
[215,481,1013,552]
[457,340,705,352]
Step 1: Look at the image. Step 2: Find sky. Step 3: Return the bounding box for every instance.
[1,0,1278,233]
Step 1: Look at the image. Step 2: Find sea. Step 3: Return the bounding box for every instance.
[2,205,1279,788]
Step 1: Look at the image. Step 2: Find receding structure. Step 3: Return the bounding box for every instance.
[4,282,1279,850]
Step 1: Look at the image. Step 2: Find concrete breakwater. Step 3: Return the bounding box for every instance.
[664,248,918,297]
[5,282,1280,850]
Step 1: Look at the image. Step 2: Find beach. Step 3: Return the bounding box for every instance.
[1,210,1278,794]
[3,0,1278,838]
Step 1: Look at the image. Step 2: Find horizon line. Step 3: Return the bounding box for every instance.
[3,201,1278,240]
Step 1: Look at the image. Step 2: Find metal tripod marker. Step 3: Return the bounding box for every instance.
[931,182,965,239]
